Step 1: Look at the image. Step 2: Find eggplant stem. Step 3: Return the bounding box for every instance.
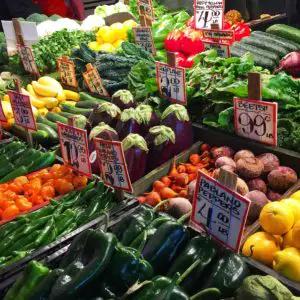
[178,211,192,224]
[176,259,201,286]
[154,199,169,211]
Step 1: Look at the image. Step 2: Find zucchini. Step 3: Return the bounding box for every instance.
[10,125,49,144]
[28,152,56,173]
[251,31,300,52]
[230,45,277,71]
[79,92,107,102]
[266,24,300,44]
[60,103,92,118]
[46,112,68,124]
[241,35,289,57]
[75,100,105,109]
[36,116,58,131]
[0,166,28,184]
[59,111,78,118]
[233,42,279,62]
[37,123,59,141]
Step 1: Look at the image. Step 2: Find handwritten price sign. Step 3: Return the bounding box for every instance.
[133,27,156,56]
[194,0,224,29]
[156,62,187,105]
[17,45,39,75]
[8,91,36,131]
[202,29,234,40]
[191,170,250,252]
[0,100,7,123]
[137,0,154,20]
[57,56,78,88]
[58,122,92,177]
[94,139,132,192]
[234,98,278,146]
[203,41,230,58]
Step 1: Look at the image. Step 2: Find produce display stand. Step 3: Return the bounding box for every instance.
[0,198,138,293]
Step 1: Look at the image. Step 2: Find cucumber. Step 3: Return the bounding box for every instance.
[251,31,300,52]
[36,116,58,130]
[19,151,43,169]
[60,103,92,118]
[75,100,105,109]
[230,45,277,71]
[10,125,48,144]
[79,92,107,102]
[266,24,300,44]
[46,112,68,124]
[37,123,59,141]
[28,152,56,173]
[233,42,279,62]
[241,35,290,57]
[59,111,78,118]
[0,166,28,184]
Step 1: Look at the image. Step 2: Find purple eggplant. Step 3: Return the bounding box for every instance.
[91,102,121,127]
[88,122,119,174]
[115,108,142,140]
[136,104,160,136]
[111,90,136,110]
[122,134,149,182]
[161,104,193,155]
[145,125,175,172]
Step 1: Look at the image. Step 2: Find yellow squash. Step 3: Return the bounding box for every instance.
[32,81,58,98]
[38,77,66,102]
[63,90,80,102]
[21,88,45,109]
[38,108,49,117]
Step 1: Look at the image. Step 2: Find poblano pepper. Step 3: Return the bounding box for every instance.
[203,251,250,297]
[49,227,117,300]
[167,234,218,293]
[4,260,49,300]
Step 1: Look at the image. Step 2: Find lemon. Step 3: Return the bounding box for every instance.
[110,22,127,40]
[123,19,138,31]
[291,190,300,201]
[113,40,124,49]
[88,41,100,51]
[97,26,110,38]
[281,198,300,222]
[292,220,300,248]
[102,28,118,44]
[283,229,295,248]
[99,43,116,52]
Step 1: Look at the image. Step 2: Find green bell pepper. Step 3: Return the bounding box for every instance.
[4,260,49,300]
[49,229,117,300]
[203,251,250,297]
[167,234,218,293]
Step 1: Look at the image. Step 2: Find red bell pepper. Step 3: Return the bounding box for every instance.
[185,16,195,29]
[164,29,184,52]
[174,52,187,67]
[180,28,204,55]
[232,22,251,41]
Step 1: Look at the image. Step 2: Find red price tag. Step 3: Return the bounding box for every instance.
[234,97,278,146]
[8,91,36,131]
[0,100,7,123]
[57,122,92,177]
[17,45,39,75]
[194,0,224,29]
[57,56,78,88]
[94,138,133,192]
[137,0,154,20]
[156,62,187,105]
[203,41,230,58]
[83,64,109,97]
[133,26,156,56]
[190,170,250,253]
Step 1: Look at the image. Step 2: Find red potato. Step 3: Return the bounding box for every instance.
[233,150,255,162]
[267,166,298,192]
[215,156,236,171]
[236,157,264,179]
[247,178,267,194]
[266,189,282,201]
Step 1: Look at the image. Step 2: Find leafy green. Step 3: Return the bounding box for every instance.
[128,0,168,19]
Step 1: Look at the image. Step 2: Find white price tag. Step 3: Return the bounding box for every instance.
[191,171,250,252]
[58,122,92,177]
[94,138,133,192]
[0,100,7,123]
[133,26,156,56]
[203,41,230,58]
[156,62,187,105]
[8,91,36,131]
[194,0,224,29]
[17,45,39,75]
[234,97,278,146]
[137,0,154,20]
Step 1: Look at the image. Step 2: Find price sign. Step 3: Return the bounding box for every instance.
[194,0,224,29]
[202,29,234,41]
[0,100,7,123]
[133,26,156,56]
[94,138,133,192]
[17,45,39,75]
[83,64,109,97]
[8,91,36,131]
[234,98,278,146]
[203,41,230,58]
[190,170,250,252]
[156,62,187,105]
[137,0,154,20]
[57,122,92,177]
[57,56,78,88]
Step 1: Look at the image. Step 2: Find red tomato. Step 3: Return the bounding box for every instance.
[180,28,204,55]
